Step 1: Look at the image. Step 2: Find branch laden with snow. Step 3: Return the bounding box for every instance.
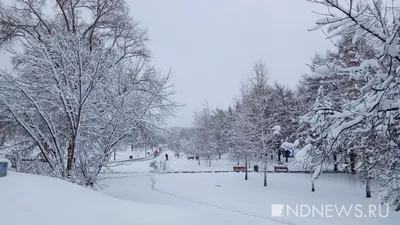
[304,0,400,208]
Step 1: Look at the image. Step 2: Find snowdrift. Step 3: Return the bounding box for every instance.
[0,172,201,225]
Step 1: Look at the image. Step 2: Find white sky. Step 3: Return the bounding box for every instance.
[126,0,333,127]
[0,0,334,127]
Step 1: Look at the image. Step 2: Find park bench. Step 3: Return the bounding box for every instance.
[274,166,289,172]
[233,165,246,172]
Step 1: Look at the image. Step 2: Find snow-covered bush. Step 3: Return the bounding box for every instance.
[149,160,159,171]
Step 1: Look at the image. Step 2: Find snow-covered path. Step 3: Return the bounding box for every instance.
[99,172,400,225]
[149,174,296,225]
[100,174,272,225]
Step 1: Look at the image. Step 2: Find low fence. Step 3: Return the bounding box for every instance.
[155,170,343,174]
[108,154,156,164]
[101,170,345,175]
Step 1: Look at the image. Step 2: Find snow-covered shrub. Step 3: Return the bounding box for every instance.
[149,160,159,171]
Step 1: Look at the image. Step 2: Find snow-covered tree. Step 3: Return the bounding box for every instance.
[0,0,178,185]
[189,105,232,164]
[192,105,216,166]
[166,127,183,158]
[234,62,279,185]
[293,20,380,174]
[304,0,400,209]
[166,127,193,158]
[210,108,230,159]
[268,83,299,162]
[229,101,255,180]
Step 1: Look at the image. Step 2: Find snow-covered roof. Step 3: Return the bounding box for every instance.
[0,158,8,162]
[281,140,300,150]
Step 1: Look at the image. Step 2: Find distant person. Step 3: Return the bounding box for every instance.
[165,153,168,161]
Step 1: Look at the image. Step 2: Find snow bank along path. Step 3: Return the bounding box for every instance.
[1,171,234,225]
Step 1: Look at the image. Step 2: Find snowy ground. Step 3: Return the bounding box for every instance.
[4,150,398,225]
[1,171,244,225]
[100,172,400,225]
[98,150,400,225]
[109,147,158,162]
[104,150,340,173]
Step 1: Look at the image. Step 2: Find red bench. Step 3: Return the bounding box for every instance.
[233,166,246,172]
[274,166,289,172]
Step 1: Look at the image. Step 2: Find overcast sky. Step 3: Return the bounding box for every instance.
[0,0,334,128]
[125,0,333,127]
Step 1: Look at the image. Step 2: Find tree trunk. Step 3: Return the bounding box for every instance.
[218,152,221,159]
[333,153,338,171]
[66,138,75,174]
[263,160,267,187]
[12,155,18,170]
[366,178,371,198]
[245,159,248,180]
[0,133,5,146]
[198,156,200,165]
[208,156,211,167]
[278,150,281,162]
[312,181,315,192]
[113,149,116,161]
[350,151,356,173]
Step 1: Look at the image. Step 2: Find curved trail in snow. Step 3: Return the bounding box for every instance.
[149,175,301,225]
